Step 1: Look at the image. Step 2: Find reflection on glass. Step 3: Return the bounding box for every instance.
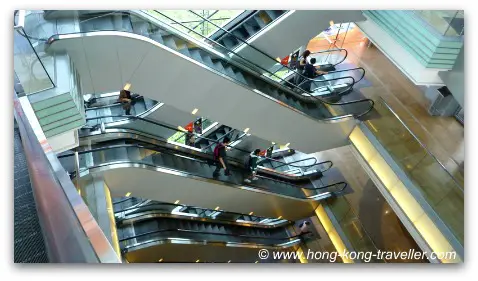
[364,99,463,244]
[415,10,464,36]
[148,10,244,40]
[14,28,54,95]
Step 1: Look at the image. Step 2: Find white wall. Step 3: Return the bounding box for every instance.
[49,32,355,153]
[48,129,79,153]
[102,167,318,221]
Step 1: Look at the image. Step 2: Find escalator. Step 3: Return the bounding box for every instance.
[40,10,374,152]
[78,112,332,182]
[186,10,367,101]
[208,10,288,50]
[58,134,346,220]
[114,197,291,228]
[114,198,301,263]
[84,93,161,129]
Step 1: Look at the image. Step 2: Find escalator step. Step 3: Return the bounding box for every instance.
[189,50,204,64]
[231,29,246,41]
[243,23,256,37]
[254,14,267,28]
[224,67,237,79]
[265,10,278,20]
[163,37,178,50]
[132,21,151,37]
[221,37,237,50]
[149,32,164,44]
[233,71,247,84]
[178,48,191,57]
[213,61,226,74]
[199,52,215,68]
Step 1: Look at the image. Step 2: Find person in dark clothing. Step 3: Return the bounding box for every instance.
[213,136,232,177]
[300,58,329,91]
[294,50,311,86]
[119,90,133,115]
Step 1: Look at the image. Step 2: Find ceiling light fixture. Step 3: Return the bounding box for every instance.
[191,108,199,115]
[123,83,131,91]
[174,200,180,204]
[244,128,250,133]
[125,192,131,197]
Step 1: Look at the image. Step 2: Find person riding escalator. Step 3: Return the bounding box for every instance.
[299,58,329,92]
[213,136,232,178]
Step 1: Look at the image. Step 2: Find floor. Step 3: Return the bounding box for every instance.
[307,24,464,188]
[303,23,465,257]
[312,146,427,263]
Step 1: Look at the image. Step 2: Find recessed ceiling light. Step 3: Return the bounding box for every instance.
[244,128,250,133]
[249,212,254,215]
[174,200,180,204]
[125,192,131,197]
[196,259,200,263]
[215,206,220,210]
[255,261,259,263]
[158,258,163,262]
[123,83,131,90]
[191,108,199,115]
[228,260,231,263]
[277,216,282,219]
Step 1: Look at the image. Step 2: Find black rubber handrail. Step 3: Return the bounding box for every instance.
[61,143,348,193]
[119,227,302,243]
[81,114,326,170]
[151,10,375,119]
[114,201,291,226]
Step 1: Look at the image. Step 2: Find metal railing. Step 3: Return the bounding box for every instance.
[82,114,331,176]
[13,90,120,263]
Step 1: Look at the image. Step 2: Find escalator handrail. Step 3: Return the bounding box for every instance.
[163,10,346,95]
[114,202,292,227]
[118,227,302,243]
[187,10,364,96]
[272,159,333,174]
[201,126,237,151]
[309,48,348,68]
[62,143,348,194]
[319,67,366,84]
[188,10,352,87]
[149,10,374,119]
[112,200,286,224]
[82,114,325,170]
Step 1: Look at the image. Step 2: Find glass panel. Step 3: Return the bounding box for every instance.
[13,27,54,95]
[364,99,463,244]
[414,10,464,37]
[147,10,244,40]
